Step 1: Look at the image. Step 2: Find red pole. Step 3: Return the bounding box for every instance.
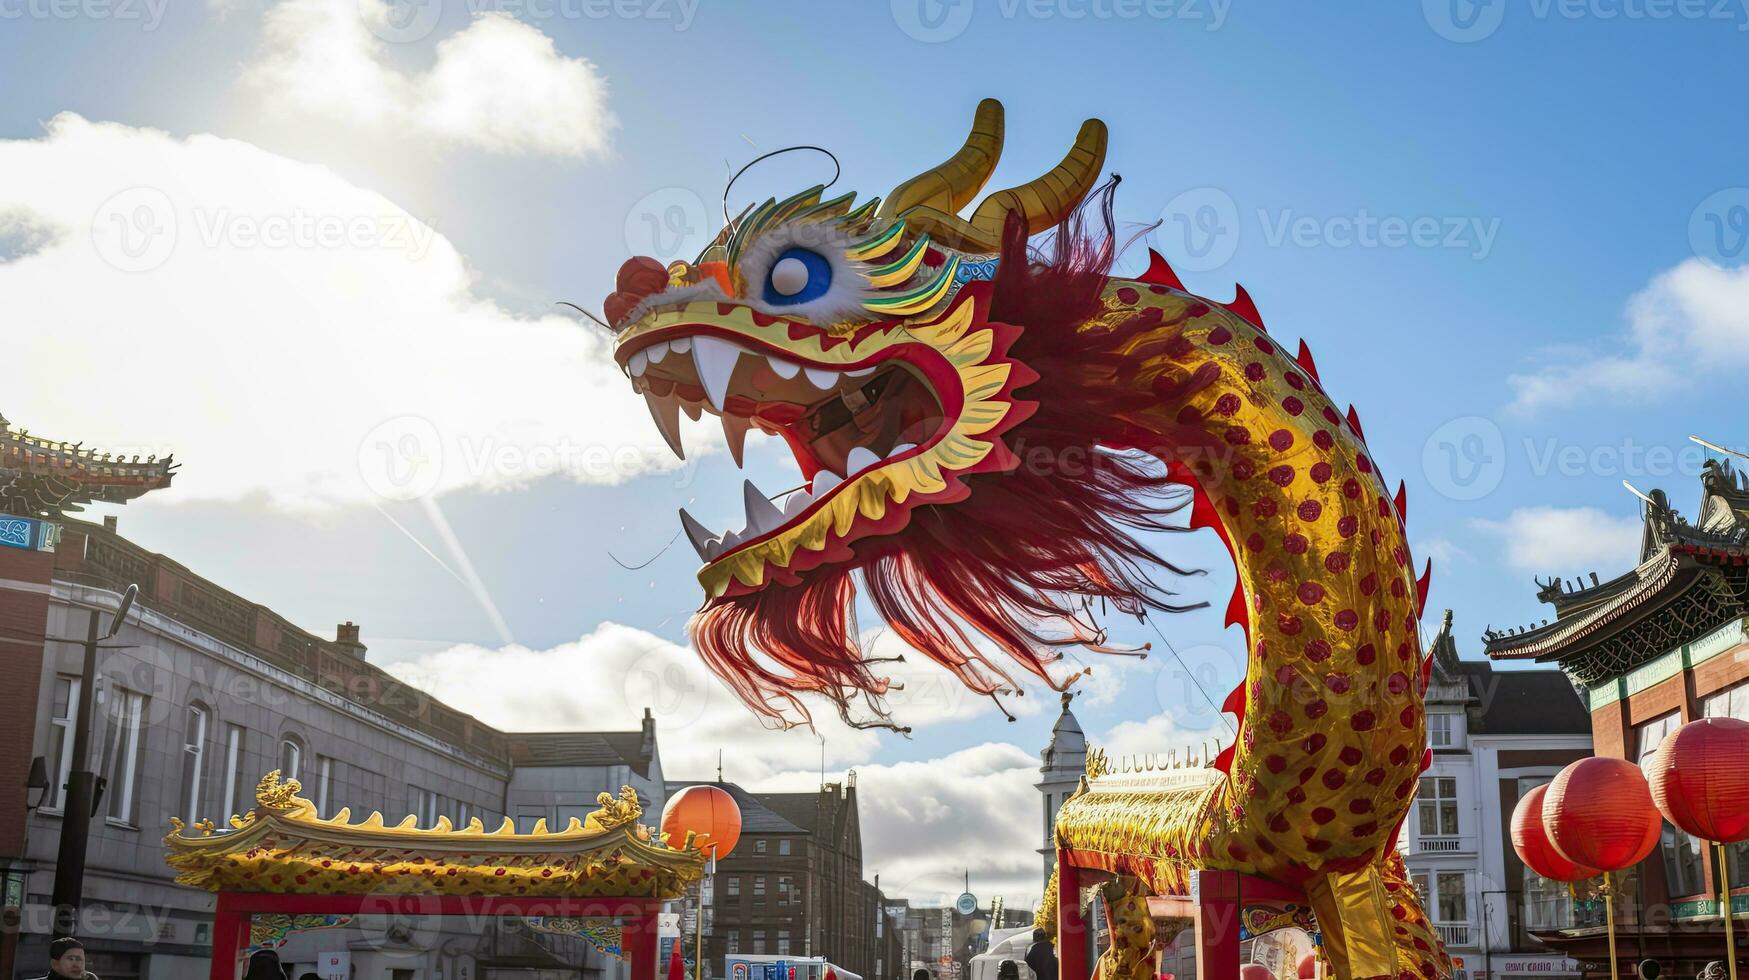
[1056,850,1087,980]
[208,893,246,980]
[1193,871,1240,980]
[629,900,660,980]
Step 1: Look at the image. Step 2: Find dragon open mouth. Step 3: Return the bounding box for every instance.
[623,327,950,564]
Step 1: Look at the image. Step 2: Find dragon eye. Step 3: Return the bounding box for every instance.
[763,248,832,305]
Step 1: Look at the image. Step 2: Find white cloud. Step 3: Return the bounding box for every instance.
[1507,259,1749,414]
[756,744,1050,908]
[0,113,687,508]
[386,623,1058,904]
[1417,536,1469,566]
[1470,505,1642,573]
[242,0,615,158]
[1098,708,1225,763]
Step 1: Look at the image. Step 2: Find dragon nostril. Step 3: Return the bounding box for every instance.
[606,256,673,326]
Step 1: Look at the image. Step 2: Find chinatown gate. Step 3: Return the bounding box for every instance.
[165,772,704,980]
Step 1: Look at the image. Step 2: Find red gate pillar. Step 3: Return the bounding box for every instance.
[1193,871,1241,980]
[208,894,247,980]
[628,900,660,980]
[1056,849,1088,980]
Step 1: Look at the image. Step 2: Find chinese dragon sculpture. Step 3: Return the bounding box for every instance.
[604,100,1448,979]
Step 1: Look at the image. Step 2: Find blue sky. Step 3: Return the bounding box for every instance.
[4,0,1747,902]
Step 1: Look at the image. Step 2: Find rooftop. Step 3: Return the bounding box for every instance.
[1,413,176,517]
[1428,611,1590,735]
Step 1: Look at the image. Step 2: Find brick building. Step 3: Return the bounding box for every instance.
[1483,458,1749,977]
[672,779,902,980]
[1,507,677,979]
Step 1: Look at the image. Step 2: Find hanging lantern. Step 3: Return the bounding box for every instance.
[660,785,743,859]
[1240,965,1275,980]
[1646,717,1749,844]
[1297,954,1318,979]
[1542,757,1662,872]
[1511,784,1600,882]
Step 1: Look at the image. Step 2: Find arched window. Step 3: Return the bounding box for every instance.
[278,734,305,783]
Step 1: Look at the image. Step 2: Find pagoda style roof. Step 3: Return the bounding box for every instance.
[1,413,175,516]
[1483,460,1749,684]
[165,772,704,900]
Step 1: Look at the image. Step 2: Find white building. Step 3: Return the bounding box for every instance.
[1036,693,1087,884]
[1403,612,1593,980]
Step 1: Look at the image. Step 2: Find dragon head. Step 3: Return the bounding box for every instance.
[609,100,1199,725]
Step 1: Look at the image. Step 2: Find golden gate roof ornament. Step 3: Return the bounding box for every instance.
[164,771,704,900]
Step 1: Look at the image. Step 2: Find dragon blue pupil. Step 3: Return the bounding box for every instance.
[762,248,832,305]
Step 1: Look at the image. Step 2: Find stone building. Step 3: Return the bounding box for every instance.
[2,506,678,979]
[1483,458,1749,978]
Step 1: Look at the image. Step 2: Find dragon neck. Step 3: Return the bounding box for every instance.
[1092,267,1428,867]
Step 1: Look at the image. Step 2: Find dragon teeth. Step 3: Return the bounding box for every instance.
[765,355,801,380]
[678,507,718,560]
[691,335,744,412]
[645,339,671,364]
[742,480,785,536]
[845,446,880,474]
[810,469,843,497]
[644,392,685,460]
[721,414,751,467]
[803,367,838,390]
[888,442,917,458]
[628,349,649,378]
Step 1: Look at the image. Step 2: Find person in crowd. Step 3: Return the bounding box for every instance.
[998,960,1021,980]
[1025,927,1058,980]
[913,969,931,980]
[33,937,96,980]
[241,948,286,980]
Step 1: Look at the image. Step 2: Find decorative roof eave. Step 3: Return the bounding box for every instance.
[1049,749,1220,893]
[165,773,704,900]
[1484,551,1685,660]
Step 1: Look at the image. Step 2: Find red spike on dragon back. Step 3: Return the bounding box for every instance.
[606,99,1450,980]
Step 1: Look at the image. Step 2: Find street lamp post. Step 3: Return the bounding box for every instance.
[46,584,137,940]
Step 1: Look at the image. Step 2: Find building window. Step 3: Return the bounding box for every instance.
[278,735,304,783]
[314,756,334,817]
[1416,776,1459,837]
[752,930,766,954]
[101,687,146,825]
[412,787,440,827]
[779,838,792,856]
[778,929,791,956]
[1704,680,1748,722]
[754,876,767,900]
[1435,871,1467,924]
[180,704,209,824]
[45,676,80,812]
[726,933,739,954]
[515,808,545,834]
[1637,712,1708,896]
[1427,713,1454,748]
[221,724,246,823]
[726,876,740,899]
[756,839,768,854]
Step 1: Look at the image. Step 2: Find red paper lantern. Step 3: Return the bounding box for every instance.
[1297,954,1318,978]
[661,785,743,859]
[1511,784,1600,882]
[1646,717,1749,844]
[1543,757,1662,872]
[1240,965,1274,980]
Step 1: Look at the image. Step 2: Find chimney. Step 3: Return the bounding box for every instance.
[102,515,118,533]
[334,621,368,660]
[640,706,656,759]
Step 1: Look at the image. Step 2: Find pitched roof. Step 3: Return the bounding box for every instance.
[1456,662,1590,736]
[510,731,652,776]
[662,781,804,834]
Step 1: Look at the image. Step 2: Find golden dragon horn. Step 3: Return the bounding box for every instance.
[877,98,1005,220]
[967,116,1109,243]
